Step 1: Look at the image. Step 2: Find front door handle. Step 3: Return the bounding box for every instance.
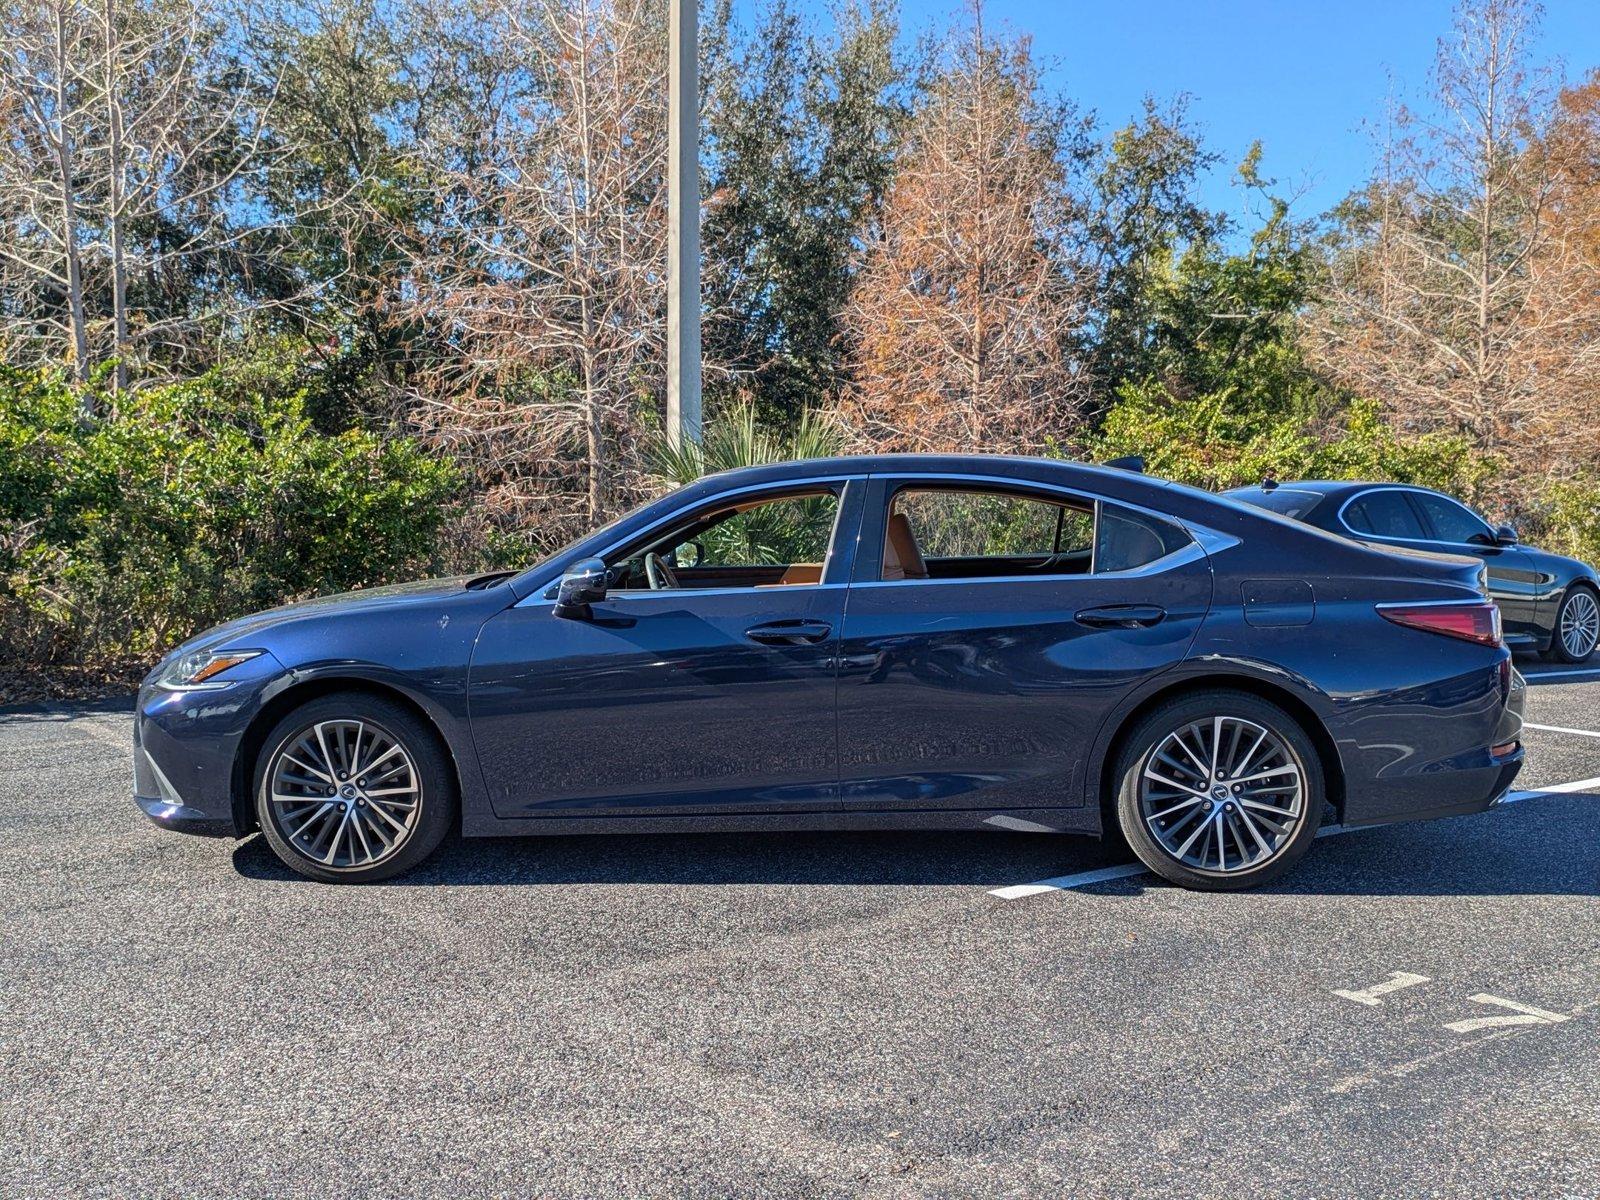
[1075,604,1166,629]
[746,619,833,646]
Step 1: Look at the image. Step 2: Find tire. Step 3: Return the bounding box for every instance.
[254,691,457,883]
[1113,690,1326,892]
[1543,585,1599,665]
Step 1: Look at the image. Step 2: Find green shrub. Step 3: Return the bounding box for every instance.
[1089,386,1501,504]
[0,363,460,669]
[1535,481,1600,566]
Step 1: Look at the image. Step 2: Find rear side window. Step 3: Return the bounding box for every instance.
[1343,491,1427,540]
[1095,504,1192,573]
[1409,491,1492,544]
[893,490,1093,560]
[882,486,1189,580]
[1229,488,1323,520]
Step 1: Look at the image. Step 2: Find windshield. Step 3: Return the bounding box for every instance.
[1227,487,1324,520]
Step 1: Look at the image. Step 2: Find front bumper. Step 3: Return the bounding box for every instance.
[132,653,283,837]
[134,792,236,836]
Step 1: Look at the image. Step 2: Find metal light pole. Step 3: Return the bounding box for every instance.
[666,0,702,447]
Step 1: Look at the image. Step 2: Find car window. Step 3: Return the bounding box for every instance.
[893,489,1093,560]
[1226,487,1323,520]
[1343,490,1427,540]
[1409,491,1492,544]
[1095,504,1192,573]
[614,489,840,589]
[882,487,1190,581]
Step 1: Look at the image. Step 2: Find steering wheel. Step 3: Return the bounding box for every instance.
[644,551,680,590]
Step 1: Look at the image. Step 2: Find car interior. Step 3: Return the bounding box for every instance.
[601,483,1190,592]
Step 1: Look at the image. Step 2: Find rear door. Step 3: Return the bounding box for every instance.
[834,475,1213,813]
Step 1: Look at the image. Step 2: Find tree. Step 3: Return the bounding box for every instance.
[700,0,904,420]
[839,7,1092,453]
[399,0,668,546]
[0,0,302,403]
[1312,0,1583,455]
[1082,97,1225,403]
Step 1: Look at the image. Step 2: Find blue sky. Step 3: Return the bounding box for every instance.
[780,1,1600,226]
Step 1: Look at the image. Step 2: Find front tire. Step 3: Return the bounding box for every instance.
[254,692,457,883]
[1113,690,1325,891]
[1544,585,1599,664]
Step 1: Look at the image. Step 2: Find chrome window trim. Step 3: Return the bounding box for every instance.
[1336,485,1447,545]
[868,470,1236,583]
[515,475,865,608]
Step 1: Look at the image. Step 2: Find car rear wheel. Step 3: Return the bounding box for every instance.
[254,692,457,883]
[1113,690,1325,891]
[1545,585,1599,664]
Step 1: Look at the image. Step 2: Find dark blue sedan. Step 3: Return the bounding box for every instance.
[135,455,1526,889]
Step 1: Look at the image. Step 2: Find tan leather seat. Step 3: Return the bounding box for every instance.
[882,512,928,581]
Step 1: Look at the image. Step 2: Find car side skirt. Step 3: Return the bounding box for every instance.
[460,804,1103,839]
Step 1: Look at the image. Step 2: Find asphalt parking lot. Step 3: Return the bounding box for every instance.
[2,664,1597,1199]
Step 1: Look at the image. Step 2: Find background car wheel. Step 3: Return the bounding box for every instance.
[1113,690,1326,892]
[254,692,457,883]
[1544,585,1599,664]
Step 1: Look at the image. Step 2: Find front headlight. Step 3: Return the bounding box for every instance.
[155,649,264,691]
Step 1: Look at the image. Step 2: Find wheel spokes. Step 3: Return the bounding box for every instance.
[268,719,420,870]
[1139,715,1306,874]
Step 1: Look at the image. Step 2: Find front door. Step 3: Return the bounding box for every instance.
[469,481,863,819]
[835,477,1213,813]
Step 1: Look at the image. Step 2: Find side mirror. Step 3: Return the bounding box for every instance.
[554,557,608,619]
[1494,523,1519,547]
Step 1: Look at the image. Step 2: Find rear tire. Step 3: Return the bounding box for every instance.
[1543,585,1599,664]
[254,692,457,883]
[1113,690,1325,891]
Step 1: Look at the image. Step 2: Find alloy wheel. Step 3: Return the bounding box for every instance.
[1560,590,1599,660]
[1138,715,1306,874]
[266,719,422,870]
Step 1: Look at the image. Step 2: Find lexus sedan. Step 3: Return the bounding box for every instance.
[136,455,1526,890]
[1226,480,1600,664]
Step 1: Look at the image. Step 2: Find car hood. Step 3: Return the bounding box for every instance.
[154,576,488,665]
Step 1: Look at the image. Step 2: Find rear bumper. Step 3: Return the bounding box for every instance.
[1344,745,1524,828]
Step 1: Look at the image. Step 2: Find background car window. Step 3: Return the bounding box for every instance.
[1228,487,1323,519]
[1095,505,1192,572]
[893,490,1093,560]
[1410,491,1492,544]
[1343,491,1427,540]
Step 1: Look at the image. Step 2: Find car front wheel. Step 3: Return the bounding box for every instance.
[254,692,457,883]
[1113,690,1326,891]
[1546,585,1599,664]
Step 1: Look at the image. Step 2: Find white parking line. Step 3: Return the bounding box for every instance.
[988,779,1600,899]
[1523,667,1600,682]
[1522,722,1600,739]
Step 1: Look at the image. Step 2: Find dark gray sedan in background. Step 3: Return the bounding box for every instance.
[1227,480,1600,663]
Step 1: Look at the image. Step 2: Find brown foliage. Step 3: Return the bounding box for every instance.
[838,12,1091,454]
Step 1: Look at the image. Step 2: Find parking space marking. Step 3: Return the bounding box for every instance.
[1443,994,1572,1034]
[989,774,1600,899]
[1523,722,1600,739]
[1333,971,1431,1006]
[1522,667,1600,682]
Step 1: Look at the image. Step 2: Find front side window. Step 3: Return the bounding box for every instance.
[614,489,840,590]
[881,486,1189,581]
[1409,491,1492,544]
[1344,491,1427,540]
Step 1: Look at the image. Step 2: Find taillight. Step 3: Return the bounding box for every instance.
[1377,601,1502,647]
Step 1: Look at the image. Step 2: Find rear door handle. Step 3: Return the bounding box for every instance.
[745,619,833,646]
[1075,604,1166,629]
